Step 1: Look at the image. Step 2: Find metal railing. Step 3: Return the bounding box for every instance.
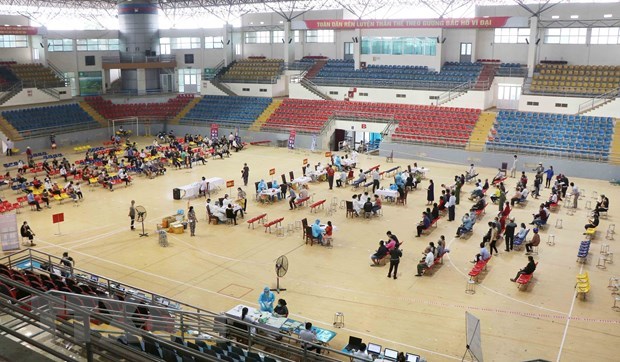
[203,60,226,80]
[45,60,69,85]
[577,87,620,114]
[496,67,528,78]
[300,78,332,100]
[435,81,472,105]
[102,54,177,64]
[310,77,482,92]
[179,118,250,129]
[219,75,280,84]
[17,122,104,140]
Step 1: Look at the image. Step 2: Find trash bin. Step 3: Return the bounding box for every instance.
[173,188,181,200]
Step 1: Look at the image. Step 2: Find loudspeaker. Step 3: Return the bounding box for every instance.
[173,188,181,200]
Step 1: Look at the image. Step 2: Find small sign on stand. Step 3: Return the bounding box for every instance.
[303,158,308,166]
[269,168,276,176]
[226,180,234,194]
[53,213,64,236]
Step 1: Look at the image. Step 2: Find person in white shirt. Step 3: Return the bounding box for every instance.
[74,182,83,199]
[221,194,231,207]
[352,195,362,215]
[466,164,478,182]
[447,191,457,221]
[350,150,358,164]
[416,247,435,276]
[199,176,208,197]
[299,322,321,354]
[6,138,13,156]
[371,168,380,192]
[510,154,518,178]
[570,182,580,208]
[352,343,370,362]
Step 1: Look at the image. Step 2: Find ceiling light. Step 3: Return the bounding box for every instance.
[551,15,559,19]
[604,14,612,18]
[570,15,579,19]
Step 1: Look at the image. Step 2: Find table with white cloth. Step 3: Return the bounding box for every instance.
[293,176,312,185]
[375,189,399,199]
[177,177,225,199]
[341,159,356,167]
[412,167,430,178]
[306,169,326,181]
[225,304,287,334]
[259,188,281,203]
[204,177,225,190]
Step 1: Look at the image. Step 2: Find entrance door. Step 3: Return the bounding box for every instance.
[459,43,472,63]
[332,129,345,151]
[344,42,354,60]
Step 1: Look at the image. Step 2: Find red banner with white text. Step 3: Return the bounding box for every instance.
[296,17,525,30]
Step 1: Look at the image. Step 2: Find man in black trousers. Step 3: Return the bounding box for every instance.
[241,163,249,186]
[326,165,335,190]
[387,244,402,280]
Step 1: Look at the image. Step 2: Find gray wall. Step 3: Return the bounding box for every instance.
[380,141,620,181]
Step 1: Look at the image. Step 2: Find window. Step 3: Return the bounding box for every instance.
[294,30,301,43]
[591,27,620,45]
[64,72,77,96]
[460,43,472,56]
[544,28,587,44]
[429,95,439,100]
[494,28,530,44]
[184,54,194,64]
[361,37,436,56]
[259,88,267,92]
[205,36,223,49]
[85,56,95,66]
[359,92,368,96]
[272,31,284,43]
[329,91,338,95]
[159,37,171,54]
[76,39,120,51]
[396,94,406,98]
[245,31,270,44]
[526,101,539,106]
[555,103,568,108]
[306,30,334,43]
[171,37,201,49]
[49,39,73,52]
[0,35,27,48]
[242,88,250,91]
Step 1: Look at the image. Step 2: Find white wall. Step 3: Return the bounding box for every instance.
[1,87,71,107]
[443,29,477,63]
[518,94,591,114]
[288,82,322,100]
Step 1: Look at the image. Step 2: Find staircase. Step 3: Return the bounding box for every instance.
[210,77,238,96]
[169,96,202,125]
[0,82,23,105]
[473,63,499,90]
[466,112,496,151]
[300,78,332,100]
[249,99,283,131]
[303,59,327,80]
[609,119,620,165]
[78,101,108,127]
[0,114,22,141]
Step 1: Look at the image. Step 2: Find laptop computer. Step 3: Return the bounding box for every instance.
[344,336,362,351]
[384,348,399,360]
[367,343,382,356]
[406,353,420,362]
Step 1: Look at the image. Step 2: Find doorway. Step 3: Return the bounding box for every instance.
[459,42,472,63]
[344,42,354,60]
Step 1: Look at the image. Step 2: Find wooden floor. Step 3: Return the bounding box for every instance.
[3,139,619,362]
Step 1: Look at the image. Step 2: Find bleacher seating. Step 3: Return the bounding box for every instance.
[181,95,271,127]
[497,63,527,77]
[8,63,65,88]
[487,111,614,160]
[531,64,620,95]
[262,98,479,145]
[311,59,482,90]
[85,94,194,120]
[0,64,19,88]
[2,104,99,136]
[220,58,283,83]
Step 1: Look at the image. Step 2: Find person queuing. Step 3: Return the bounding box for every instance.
[510,255,537,282]
[387,244,402,280]
[188,205,197,236]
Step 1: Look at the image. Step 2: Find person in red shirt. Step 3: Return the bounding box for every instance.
[326,165,335,190]
[324,221,333,246]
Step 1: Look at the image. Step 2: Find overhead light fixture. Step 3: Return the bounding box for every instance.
[260,21,264,25]
[604,14,613,18]
[551,15,559,19]
[570,15,579,19]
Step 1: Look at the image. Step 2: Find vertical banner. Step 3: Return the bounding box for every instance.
[0,213,19,251]
[311,134,317,152]
[210,123,219,140]
[288,130,296,149]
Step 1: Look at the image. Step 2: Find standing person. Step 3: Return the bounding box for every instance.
[326,164,335,190]
[570,182,580,208]
[25,146,33,163]
[60,252,74,277]
[387,244,402,280]
[447,191,456,221]
[544,166,554,188]
[236,187,247,212]
[288,186,297,210]
[454,176,463,205]
[20,221,35,246]
[6,138,13,156]
[50,133,57,150]
[241,163,249,186]
[510,154,518,178]
[504,217,517,252]
[371,167,380,193]
[426,179,434,205]
[187,206,197,236]
[498,187,506,212]
[128,200,136,231]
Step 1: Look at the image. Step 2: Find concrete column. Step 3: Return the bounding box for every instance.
[527,16,539,78]
[137,69,146,95]
[354,28,361,70]
[283,20,295,64]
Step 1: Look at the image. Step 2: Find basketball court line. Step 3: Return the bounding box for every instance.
[556,263,583,361]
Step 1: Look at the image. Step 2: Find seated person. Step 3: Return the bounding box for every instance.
[437,236,450,257]
[431,203,440,220]
[405,174,416,189]
[470,196,486,212]
[465,164,478,181]
[257,179,267,193]
[299,185,309,200]
[492,169,506,183]
[336,170,347,187]
[482,178,490,191]
[518,172,528,188]
[363,198,373,215]
[352,171,366,188]
[370,240,389,266]
[225,204,239,225]
[20,221,35,246]
[311,219,324,244]
[415,211,432,237]
[584,211,600,230]
[273,299,288,318]
[371,195,382,215]
[510,188,523,206]
[26,192,42,211]
[456,213,476,237]
[469,183,484,200]
[525,228,540,254]
[437,192,446,211]
[595,194,609,213]
[415,247,435,276]
[471,241,491,263]
[544,191,559,208]
[258,287,275,312]
[490,187,502,204]
[530,204,550,226]
[40,189,51,208]
[510,255,537,282]
[211,202,227,223]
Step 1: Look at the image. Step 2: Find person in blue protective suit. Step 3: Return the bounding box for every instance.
[258,286,275,312]
[311,219,324,245]
[334,155,342,171]
[257,179,267,193]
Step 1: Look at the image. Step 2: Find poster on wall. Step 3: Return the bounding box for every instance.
[288,130,296,149]
[0,213,20,252]
[210,123,219,140]
[78,71,103,96]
